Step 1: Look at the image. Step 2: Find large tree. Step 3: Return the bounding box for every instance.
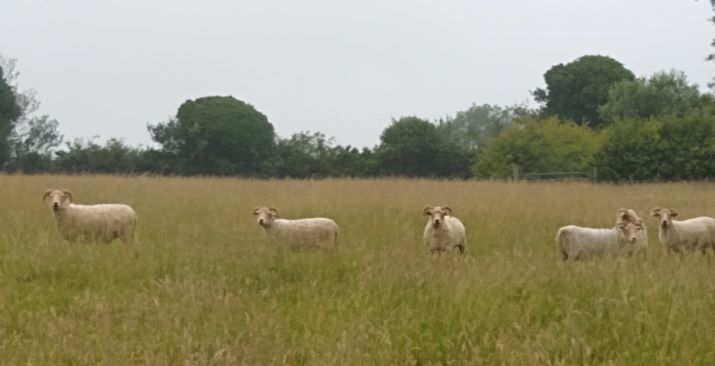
[599,70,713,123]
[533,55,635,128]
[436,104,522,151]
[148,96,275,176]
[376,116,469,177]
[0,65,21,166]
[0,55,63,170]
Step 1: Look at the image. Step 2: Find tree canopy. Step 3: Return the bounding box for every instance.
[599,71,713,123]
[376,116,470,177]
[472,117,602,179]
[0,66,21,165]
[533,55,635,128]
[148,96,275,176]
[436,104,520,151]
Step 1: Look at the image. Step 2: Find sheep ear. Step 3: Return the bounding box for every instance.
[617,208,628,219]
[269,207,279,217]
[42,189,52,202]
[670,209,678,217]
[423,206,432,216]
[252,207,261,215]
[650,208,661,217]
[442,206,453,216]
[61,190,73,202]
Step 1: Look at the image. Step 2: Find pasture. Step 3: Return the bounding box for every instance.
[2,174,715,365]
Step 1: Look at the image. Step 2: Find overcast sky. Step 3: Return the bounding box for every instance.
[1,0,713,148]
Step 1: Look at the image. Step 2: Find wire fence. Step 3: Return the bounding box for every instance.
[511,164,598,182]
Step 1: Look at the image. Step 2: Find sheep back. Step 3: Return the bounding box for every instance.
[263,218,339,250]
[55,204,137,244]
[661,217,715,253]
[556,226,620,261]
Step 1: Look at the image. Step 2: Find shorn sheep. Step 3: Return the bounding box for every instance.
[556,209,645,261]
[651,208,715,255]
[252,207,339,251]
[43,189,138,244]
[423,206,466,254]
[616,208,649,257]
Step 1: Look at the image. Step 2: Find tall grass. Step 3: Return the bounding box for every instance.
[2,175,715,365]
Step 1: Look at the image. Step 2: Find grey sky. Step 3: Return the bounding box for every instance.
[1,0,713,148]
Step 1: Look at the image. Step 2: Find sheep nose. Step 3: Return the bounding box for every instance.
[53,202,59,209]
[259,219,264,225]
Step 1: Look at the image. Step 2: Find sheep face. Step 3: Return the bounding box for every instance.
[43,189,73,212]
[616,222,641,244]
[253,206,279,227]
[423,206,452,229]
[651,208,678,229]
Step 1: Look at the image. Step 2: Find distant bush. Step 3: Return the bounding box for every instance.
[472,117,602,179]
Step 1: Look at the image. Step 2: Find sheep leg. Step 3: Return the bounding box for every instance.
[456,243,465,255]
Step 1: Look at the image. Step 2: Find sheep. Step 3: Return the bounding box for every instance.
[556,210,645,261]
[615,208,649,257]
[43,189,138,244]
[252,206,339,251]
[422,206,466,254]
[650,208,715,255]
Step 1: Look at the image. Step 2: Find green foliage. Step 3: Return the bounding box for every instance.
[263,131,377,178]
[599,71,712,123]
[472,117,602,178]
[0,66,22,166]
[54,138,143,174]
[436,104,521,151]
[595,111,715,181]
[533,55,635,128]
[148,96,275,176]
[594,119,664,181]
[266,131,336,178]
[657,111,715,180]
[376,116,470,177]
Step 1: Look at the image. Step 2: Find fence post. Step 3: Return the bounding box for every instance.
[511,164,520,181]
[592,167,598,183]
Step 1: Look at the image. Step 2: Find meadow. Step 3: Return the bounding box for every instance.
[2,174,715,365]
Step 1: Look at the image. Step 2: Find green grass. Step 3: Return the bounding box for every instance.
[2,175,715,365]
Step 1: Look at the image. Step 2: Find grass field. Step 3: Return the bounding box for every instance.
[2,175,715,365]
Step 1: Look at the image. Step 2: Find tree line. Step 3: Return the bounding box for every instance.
[0,52,714,181]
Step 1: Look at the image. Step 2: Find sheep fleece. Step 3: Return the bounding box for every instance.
[262,218,338,250]
[556,226,623,260]
[54,204,137,243]
[423,216,466,253]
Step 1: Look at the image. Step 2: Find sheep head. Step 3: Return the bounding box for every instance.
[253,206,279,227]
[651,208,677,229]
[616,208,643,226]
[424,205,452,229]
[43,189,73,211]
[615,221,642,245]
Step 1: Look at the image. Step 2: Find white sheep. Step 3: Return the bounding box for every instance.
[556,209,644,261]
[422,206,466,254]
[252,207,339,251]
[43,189,138,244]
[616,208,649,257]
[650,208,715,255]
